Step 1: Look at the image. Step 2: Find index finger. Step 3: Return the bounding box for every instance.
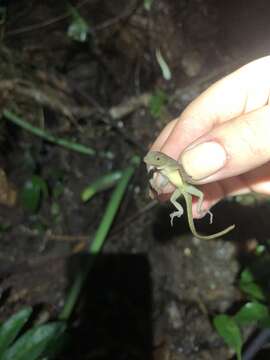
[151,56,270,159]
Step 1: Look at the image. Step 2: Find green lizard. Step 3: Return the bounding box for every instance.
[144,151,235,239]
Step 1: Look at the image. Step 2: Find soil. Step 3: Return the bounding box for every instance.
[1,0,270,359]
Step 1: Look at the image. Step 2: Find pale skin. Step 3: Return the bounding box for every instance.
[144,151,235,239]
[147,56,270,221]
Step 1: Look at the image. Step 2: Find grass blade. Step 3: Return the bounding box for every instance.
[155,49,172,80]
[81,171,123,202]
[1,322,66,360]
[0,308,32,357]
[3,109,112,159]
[59,156,139,320]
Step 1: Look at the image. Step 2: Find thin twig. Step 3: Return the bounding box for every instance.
[109,93,151,119]
[46,233,88,243]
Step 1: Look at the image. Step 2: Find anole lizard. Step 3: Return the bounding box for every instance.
[144,151,235,240]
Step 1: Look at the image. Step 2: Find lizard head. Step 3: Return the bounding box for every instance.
[144,151,177,170]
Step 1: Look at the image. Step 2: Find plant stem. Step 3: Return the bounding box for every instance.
[59,157,139,320]
[3,109,112,159]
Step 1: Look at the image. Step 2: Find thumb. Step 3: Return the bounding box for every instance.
[180,105,270,183]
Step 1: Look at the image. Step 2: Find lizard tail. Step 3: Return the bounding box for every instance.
[182,192,235,240]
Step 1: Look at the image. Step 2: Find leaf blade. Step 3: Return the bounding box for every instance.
[0,308,32,357]
[1,322,66,360]
[239,269,266,301]
[155,49,172,80]
[234,302,269,326]
[21,175,48,213]
[213,314,242,360]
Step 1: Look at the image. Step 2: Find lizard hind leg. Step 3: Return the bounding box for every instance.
[185,184,213,224]
[169,189,184,226]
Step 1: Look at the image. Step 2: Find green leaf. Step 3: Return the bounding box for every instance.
[213,314,242,360]
[255,244,266,256]
[60,157,139,321]
[81,171,122,202]
[67,5,89,42]
[239,269,266,301]
[40,330,69,359]
[144,0,154,11]
[149,89,167,118]
[240,282,265,302]
[240,268,254,283]
[234,302,269,326]
[1,322,66,360]
[0,308,32,357]
[21,175,48,213]
[155,49,172,80]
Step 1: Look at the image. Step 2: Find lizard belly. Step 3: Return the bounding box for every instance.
[162,169,183,188]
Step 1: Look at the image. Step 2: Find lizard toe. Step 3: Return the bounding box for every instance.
[169,211,183,226]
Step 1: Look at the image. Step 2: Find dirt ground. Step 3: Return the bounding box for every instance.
[1,0,270,359]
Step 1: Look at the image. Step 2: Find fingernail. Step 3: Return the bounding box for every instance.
[181,141,227,180]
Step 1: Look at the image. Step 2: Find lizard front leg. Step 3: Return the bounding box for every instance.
[184,184,213,224]
[169,189,184,226]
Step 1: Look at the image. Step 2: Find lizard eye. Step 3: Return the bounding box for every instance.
[156,157,160,161]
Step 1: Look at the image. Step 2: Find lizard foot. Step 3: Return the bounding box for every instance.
[170,210,183,226]
[207,210,213,224]
[197,209,213,224]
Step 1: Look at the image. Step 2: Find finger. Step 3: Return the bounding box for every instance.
[191,182,223,218]
[192,163,270,217]
[242,162,270,194]
[192,178,248,218]
[180,105,270,183]
[160,56,270,159]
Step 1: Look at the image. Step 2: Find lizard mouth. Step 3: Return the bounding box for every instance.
[145,164,154,172]
[146,164,156,177]
[146,164,164,173]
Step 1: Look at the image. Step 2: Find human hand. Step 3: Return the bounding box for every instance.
[149,57,270,218]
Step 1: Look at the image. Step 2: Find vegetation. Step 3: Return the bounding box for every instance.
[0,1,269,359]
